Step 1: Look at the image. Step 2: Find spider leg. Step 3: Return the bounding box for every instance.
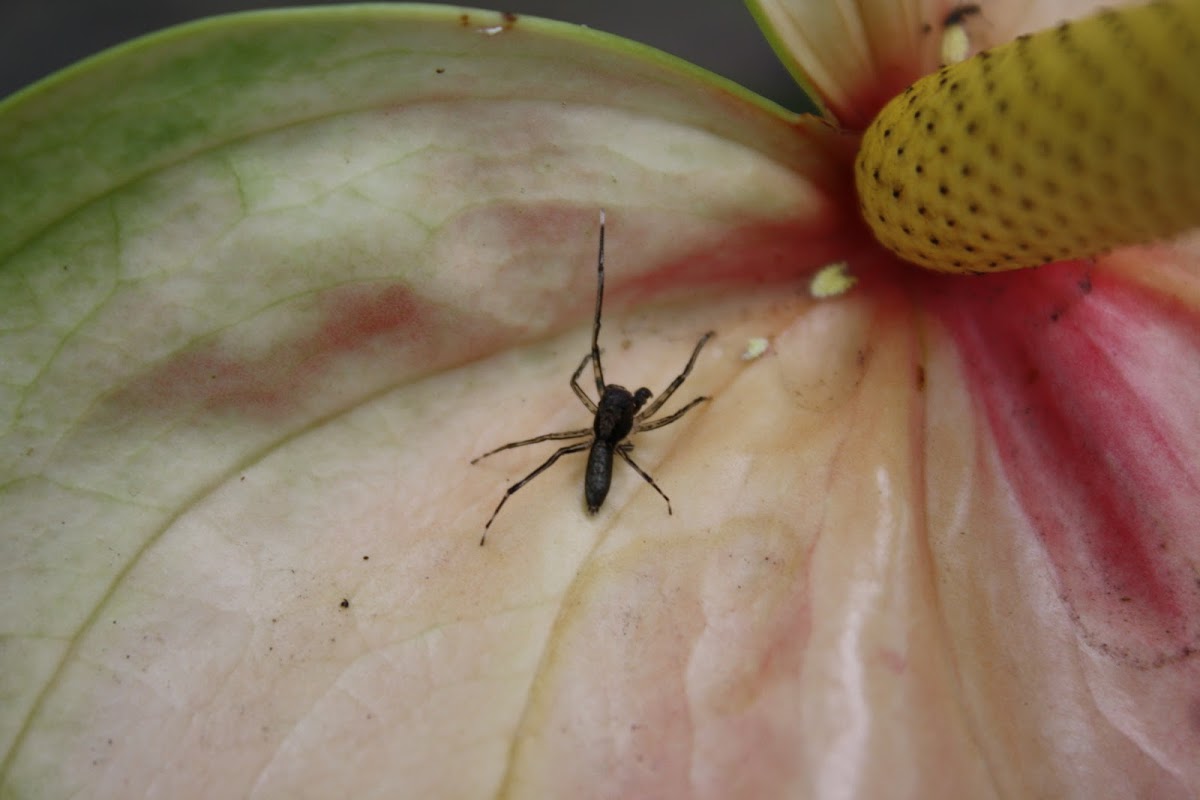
[476,351,596,465]
[471,427,591,464]
[479,440,591,544]
[570,353,598,413]
[634,395,709,433]
[591,211,608,394]
[614,446,672,515]
[636,331,714,420]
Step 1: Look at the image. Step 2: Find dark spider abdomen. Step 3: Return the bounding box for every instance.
[585,440,613,512]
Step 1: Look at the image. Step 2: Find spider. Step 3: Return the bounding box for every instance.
[471,210,714,545]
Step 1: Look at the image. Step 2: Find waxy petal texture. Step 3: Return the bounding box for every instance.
[0,6,854,797]
[3,1,1200,798]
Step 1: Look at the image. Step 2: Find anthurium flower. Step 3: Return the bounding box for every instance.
[2,1,1198,798]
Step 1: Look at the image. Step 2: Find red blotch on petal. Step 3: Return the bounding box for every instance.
[117,283,430,417]
[931,261,1200,667]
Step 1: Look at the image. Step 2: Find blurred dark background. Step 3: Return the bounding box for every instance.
[1,0,815,111]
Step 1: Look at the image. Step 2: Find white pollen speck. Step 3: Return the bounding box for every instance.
[939,4,983,65]
[741,337,770,361]
[809,261,857,299]
[941,25,971,65]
